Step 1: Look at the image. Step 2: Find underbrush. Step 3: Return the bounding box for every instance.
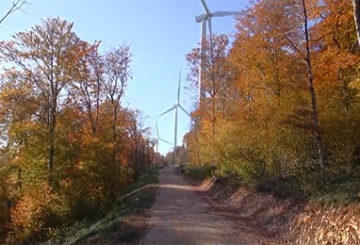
[254,174,359,205]
[309,174,360,206]
[251,171,358,205]
[183,160,360,206]
[181,163,214,182]
[44,168,159,245]
[255,176,304,199]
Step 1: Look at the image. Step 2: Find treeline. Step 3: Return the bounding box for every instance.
[0,18,160,242]
[185,0,360,200]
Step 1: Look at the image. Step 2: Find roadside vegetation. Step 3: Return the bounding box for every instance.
[0,18,163,243]
[184,0,360,206]
[178,2,360,243]
[47,168,159,245]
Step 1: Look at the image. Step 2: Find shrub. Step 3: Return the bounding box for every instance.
[10,182,69,243]
[184,164,214,181]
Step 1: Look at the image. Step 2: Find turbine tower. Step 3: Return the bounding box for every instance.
[158,70,190,164]
[195,0,240,101]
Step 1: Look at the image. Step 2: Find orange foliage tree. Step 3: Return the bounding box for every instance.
[0,18,156,243]
[185,0,360,193]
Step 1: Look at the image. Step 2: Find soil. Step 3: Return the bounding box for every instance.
[140,166,256,245]
[138,166,360,245]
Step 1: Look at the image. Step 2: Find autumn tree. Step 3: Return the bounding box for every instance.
[184,0,360,199]
[301,0,325,169]
[310,0,360,171]
[102,45,132,166]
[125,109,150,179]
[0,17,156,243]
[72,41,103,135]
[186,34,233,165]
[0,18,90,176]
[230,0,326,171]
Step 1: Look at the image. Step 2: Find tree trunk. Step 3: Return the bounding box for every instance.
[352,0,360,48]
[134,144,139,178]
[48,98,57,174]
[301,0,325,170]
[112,105,118,166]
[109,105,118,201]
[17,167,22,192]
[49,117,55,173]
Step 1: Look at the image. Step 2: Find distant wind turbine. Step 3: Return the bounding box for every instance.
[154,119,172,153]
[195,0,240,100]
[158,70,190,164]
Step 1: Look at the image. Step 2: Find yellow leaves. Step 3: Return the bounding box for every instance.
[294,203,360,245]
[349,76,360,96]
[10,181,69,240]
[185,0,360,196]
[0,17,155,243]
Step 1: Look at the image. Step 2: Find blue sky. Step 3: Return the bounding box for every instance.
[0,0,249,154]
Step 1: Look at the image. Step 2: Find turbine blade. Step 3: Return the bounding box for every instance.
[158,105,176,117]
[212,11,241,17]
[177,70,181,104]
[159,138,172,145]
[201,0,211,15]
[156,119,159,138]
[195,14,207,23]
[179,105,191,117]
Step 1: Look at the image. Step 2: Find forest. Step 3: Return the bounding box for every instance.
[184,0,360,203]
[0,15,160,243]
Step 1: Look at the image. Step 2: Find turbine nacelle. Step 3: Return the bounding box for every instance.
[195,11,240,23]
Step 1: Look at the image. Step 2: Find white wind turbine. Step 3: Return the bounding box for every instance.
[158,71,190,164]
[154,118,172,153]
[195,0,240,100]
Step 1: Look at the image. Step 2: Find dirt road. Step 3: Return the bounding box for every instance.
[141,166,255,245]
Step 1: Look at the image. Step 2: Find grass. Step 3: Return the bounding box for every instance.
[46,168,159,245]
[311,176,360,206]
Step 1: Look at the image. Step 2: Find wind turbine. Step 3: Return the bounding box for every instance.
[195,0,240,101]
[158,70,190,164]
[154,118,172,153]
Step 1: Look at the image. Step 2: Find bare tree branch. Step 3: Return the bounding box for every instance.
[0,0,27,26]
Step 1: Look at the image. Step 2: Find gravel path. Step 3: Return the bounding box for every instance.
[140,166,256,245]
